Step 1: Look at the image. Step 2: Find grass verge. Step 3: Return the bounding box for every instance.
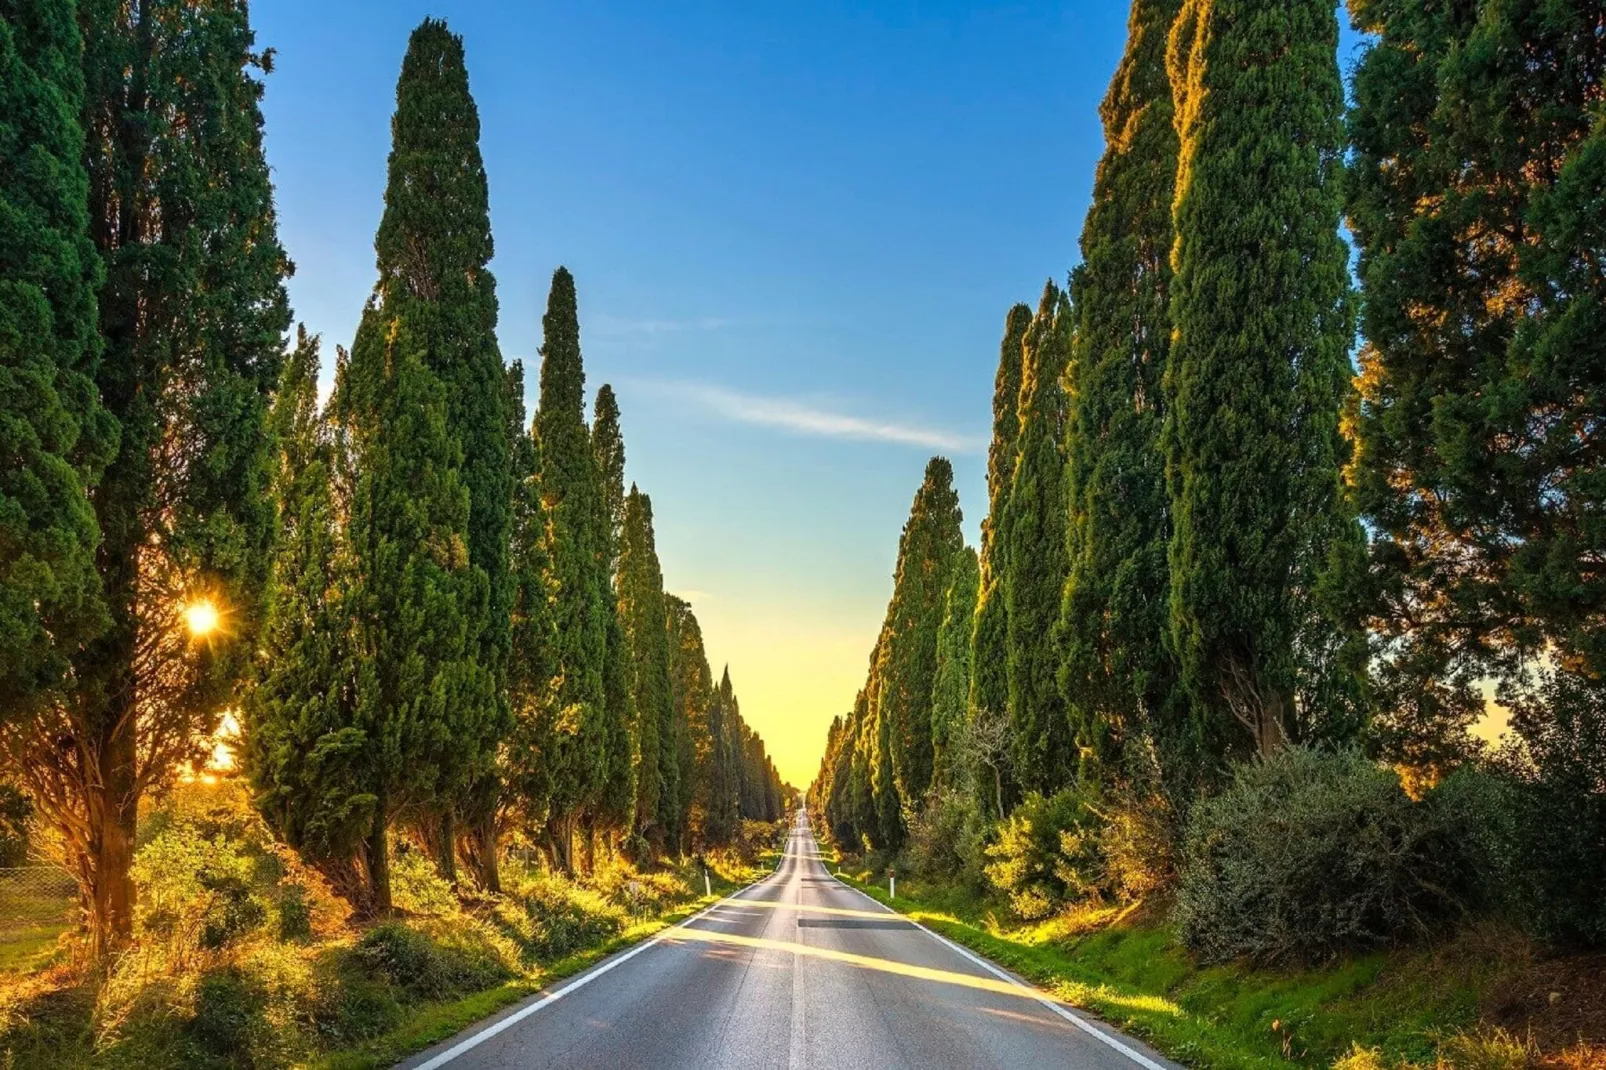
[828,857,1595,1070]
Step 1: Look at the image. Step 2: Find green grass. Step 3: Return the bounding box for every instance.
[0,887,73,974]
[832,866,1509,1070]
[315,892,728,1070]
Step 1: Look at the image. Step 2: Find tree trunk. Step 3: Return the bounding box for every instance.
[579,814,597,876]
[365,804,392,918]
[436,809,457,885]
[545,813,575,877]
[88,709,138,956]
[461,810,501,894]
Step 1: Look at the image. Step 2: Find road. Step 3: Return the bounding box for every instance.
[400,813,1182,1070]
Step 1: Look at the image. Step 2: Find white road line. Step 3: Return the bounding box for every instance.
[411,865,788,1070]
[787,833,807,1070]
[814,837,1171,1070]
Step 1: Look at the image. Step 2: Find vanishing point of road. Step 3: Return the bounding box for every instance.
[400,813,1183,1070]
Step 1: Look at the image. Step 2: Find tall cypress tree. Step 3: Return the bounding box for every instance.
[666,594,712,851]
[505,360,558,863]
[589,388,634,860]
[880,458,964,807]
[532,267,608,874]
[593,385,627,576]
[619,488,678,849]
[971,305,1034,734]
[331,19,500,904]
[371,18,506,878]
[1163,0,1356,760]
[3,0,293,949]
[1003,283,1076,795]
[0,0,112,720]
[1348,1,1606,773]
[1059,0,1182,779]
[931,547,980,787]
[244,330,371,903]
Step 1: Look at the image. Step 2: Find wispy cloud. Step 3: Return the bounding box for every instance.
[635,380,984,454]
[591,315,733,337]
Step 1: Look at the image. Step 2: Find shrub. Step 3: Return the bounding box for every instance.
[502,878,625,962]
[904,786,989,890]
[984,788,1102,920]
[1097,782,1180,904]
[1174,746,1464,964]
[353,921,512,1002]
[130,826,271,966]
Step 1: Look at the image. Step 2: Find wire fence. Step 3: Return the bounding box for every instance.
[0,865,77,971]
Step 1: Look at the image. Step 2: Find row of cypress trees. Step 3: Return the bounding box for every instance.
[0,5,785,945]
[241,19,786,916]
[813,0,1605,891]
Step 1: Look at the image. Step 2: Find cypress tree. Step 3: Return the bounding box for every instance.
[666,594,712,851]
[590,387,635,861]
[593,385,626,576]
[1348,0,1606,772]
[703,668,740,844]
[243,330,370,903]
[371,18,507,879]
[1163,0,1356,760]
[970,305,1034,735]
[532,267,608,873]
[1003,283,1077,795]
[1059,0,1182,779]
[329,18,501,904]
[0,0,112,719]
[505,360,558,857]
[931,547,980,787]
[880,458,964,806]
[619,488,678,849]
[6,0,292,949]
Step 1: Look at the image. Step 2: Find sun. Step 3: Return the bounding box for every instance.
[183,599,221,638]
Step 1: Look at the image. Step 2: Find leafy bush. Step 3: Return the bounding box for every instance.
[500,878,625,962]
[1174,746,1465,964]
[904,786,989,890]
[130,826,271,965]
[353,921,513,1002]
[1097,781,1180,904]
[984,789,1102,919]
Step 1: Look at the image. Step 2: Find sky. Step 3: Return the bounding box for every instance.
[254,1,1366,788]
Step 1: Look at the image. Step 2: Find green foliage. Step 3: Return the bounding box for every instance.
[1164,0,1359,760]
[3,0,294,949]
[244,329,373,897]
[619,487,680,847]
[0,0,112,720]
[930,547,978,787]
[1175,747,1466,965]
[531,267,609,871]
[1002,284,1076,795]
[666,594,712,850]
[970,305,1033,759]
[879,457,965,808]
[1060,0,1182,779]
[983,788,1102,920]
[1348,0,1606,779]
[354,921,513,1003]
[902,786,989,892]
[496,877,625,962]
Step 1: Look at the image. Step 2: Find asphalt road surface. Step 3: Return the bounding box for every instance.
[400,813,1182,1070]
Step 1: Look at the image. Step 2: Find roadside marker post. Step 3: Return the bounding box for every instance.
[704,867,712,899]
[889,868,896,900]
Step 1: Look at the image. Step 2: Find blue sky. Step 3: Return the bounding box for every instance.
[255,1,1364,785]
